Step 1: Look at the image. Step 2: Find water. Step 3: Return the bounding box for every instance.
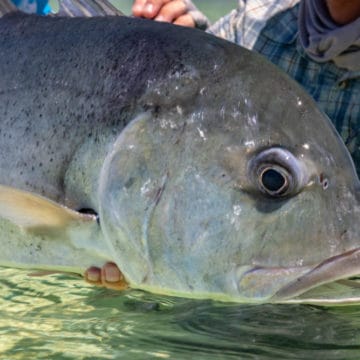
[2,268,360,359]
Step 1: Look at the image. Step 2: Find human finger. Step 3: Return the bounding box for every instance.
[100,262,128,290]
[132,0,171,19]
[173,13,195,27]
[132,0,148,17]
[84,263,128,290]
[84,266,102,285]
[154,0,188,23]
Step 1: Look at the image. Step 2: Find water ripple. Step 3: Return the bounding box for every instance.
[2,268,360,359]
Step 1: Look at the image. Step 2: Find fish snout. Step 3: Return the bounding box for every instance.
[271,248,360,302]
[235,265,311,302]
[236,248,360,304]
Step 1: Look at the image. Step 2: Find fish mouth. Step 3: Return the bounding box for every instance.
[272,248,360,303]
[237,248,360,304]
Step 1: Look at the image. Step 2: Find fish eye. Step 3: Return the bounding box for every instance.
[260,166,289,195]
[249,147,304,198]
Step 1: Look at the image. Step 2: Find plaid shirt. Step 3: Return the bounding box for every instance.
[208,0,360,176]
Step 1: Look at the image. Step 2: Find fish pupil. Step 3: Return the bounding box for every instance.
[261,169,286,192]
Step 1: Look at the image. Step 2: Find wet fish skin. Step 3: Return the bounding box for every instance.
[0,13,359,303]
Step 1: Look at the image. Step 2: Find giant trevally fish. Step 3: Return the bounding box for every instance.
[0,0,359,305]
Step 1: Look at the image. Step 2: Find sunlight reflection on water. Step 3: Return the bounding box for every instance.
[2,268,360,359]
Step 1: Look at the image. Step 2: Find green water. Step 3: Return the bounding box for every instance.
[2,268,360,359]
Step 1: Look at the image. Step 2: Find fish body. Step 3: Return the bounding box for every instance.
[0,12,359,304]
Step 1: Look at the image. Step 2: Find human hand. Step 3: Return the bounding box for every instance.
[132,0,196,27]
[84,262,128,290]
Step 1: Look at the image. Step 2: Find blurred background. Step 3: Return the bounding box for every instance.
[49,0,237,23]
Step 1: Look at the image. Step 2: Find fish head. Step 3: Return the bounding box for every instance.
[99,29,360,303]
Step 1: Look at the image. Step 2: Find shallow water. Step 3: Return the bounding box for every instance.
[2,268,360,359]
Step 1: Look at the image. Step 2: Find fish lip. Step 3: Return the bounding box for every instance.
[236,264,312,301]
[236,248,360,302]
[271,247,360,302]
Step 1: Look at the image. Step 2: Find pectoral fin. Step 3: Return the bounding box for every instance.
[0,185,112,274]
[0,184,95,231]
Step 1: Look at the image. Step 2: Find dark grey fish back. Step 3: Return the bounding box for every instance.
[0,14,238,203]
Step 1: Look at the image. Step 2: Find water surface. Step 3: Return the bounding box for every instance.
[1,268,360,359]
